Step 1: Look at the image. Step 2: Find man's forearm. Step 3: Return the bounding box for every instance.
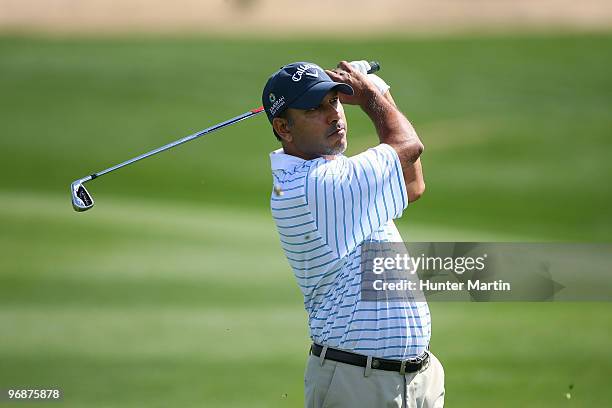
[361,90,423,163]
[374,90,425,202]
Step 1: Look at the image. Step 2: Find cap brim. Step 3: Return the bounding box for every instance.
[290,82,354,110]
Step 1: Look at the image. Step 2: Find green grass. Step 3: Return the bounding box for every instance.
[1,192,611,407]
[0,33,611,406]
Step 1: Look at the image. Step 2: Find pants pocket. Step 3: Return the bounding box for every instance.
[305,355,339,408]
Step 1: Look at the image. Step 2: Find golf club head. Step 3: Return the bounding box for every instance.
[71,179,94,212]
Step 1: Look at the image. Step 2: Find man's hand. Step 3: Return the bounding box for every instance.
[326,61,378,107]
[349,60,391,96]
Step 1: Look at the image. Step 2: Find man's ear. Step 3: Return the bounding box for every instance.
[273,117,292,143]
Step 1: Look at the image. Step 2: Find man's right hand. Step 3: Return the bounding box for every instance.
[326,61,379,108]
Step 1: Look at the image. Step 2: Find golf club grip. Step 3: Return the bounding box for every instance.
[367,61,380,74]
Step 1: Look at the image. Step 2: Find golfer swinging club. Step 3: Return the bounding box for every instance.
[263,60,444,407]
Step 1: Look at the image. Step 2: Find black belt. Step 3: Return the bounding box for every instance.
[310,343,429,374]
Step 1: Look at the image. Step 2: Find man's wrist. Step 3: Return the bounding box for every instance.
[361,88,392,119]
[368,74,391,95]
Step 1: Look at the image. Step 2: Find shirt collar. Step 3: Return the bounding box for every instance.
[270,148,307,172]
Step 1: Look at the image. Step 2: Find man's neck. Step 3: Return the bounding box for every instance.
[281,143,338,161]
[281,143,317,161]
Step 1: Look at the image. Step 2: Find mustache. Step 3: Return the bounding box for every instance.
[327,123,346,137]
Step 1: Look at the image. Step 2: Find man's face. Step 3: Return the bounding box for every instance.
[280,90,348,160]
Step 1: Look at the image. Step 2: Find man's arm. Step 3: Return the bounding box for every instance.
[383,92,425,202]
[327,61,425,202]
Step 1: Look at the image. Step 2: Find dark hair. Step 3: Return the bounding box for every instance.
[272,110,293,141]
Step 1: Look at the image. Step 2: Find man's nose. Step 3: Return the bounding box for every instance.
[326,104,341,123]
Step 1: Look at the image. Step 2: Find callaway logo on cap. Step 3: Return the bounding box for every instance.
[262,62,354,123]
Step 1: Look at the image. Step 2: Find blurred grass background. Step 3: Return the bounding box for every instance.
[1,33,611,407]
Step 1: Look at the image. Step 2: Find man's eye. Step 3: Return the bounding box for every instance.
[330,98,339,104]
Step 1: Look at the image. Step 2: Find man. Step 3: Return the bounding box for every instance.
[262,60,444,407]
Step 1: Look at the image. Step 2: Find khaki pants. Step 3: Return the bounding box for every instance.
[304,352,445,408]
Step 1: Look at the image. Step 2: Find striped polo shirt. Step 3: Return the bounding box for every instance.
[270,143,431,360]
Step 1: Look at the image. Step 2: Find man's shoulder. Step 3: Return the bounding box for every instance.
[309,145,398,178]
[270,144,399,187]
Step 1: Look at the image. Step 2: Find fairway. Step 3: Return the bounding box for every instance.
[1,192,611,407]
[1,33,611,407]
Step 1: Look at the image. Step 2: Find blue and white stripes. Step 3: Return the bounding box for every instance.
[270,144,431,360]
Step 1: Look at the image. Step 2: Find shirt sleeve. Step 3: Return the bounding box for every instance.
[305,143,408,258]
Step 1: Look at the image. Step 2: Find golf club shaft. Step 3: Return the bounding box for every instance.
[88,107,265,180]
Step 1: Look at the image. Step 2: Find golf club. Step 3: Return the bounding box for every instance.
[71,61,381,212]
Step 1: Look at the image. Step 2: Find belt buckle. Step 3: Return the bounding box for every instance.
[418,350,430,373]
[400,350,430,375]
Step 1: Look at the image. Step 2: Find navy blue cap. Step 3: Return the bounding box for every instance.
[262,62,354,123]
